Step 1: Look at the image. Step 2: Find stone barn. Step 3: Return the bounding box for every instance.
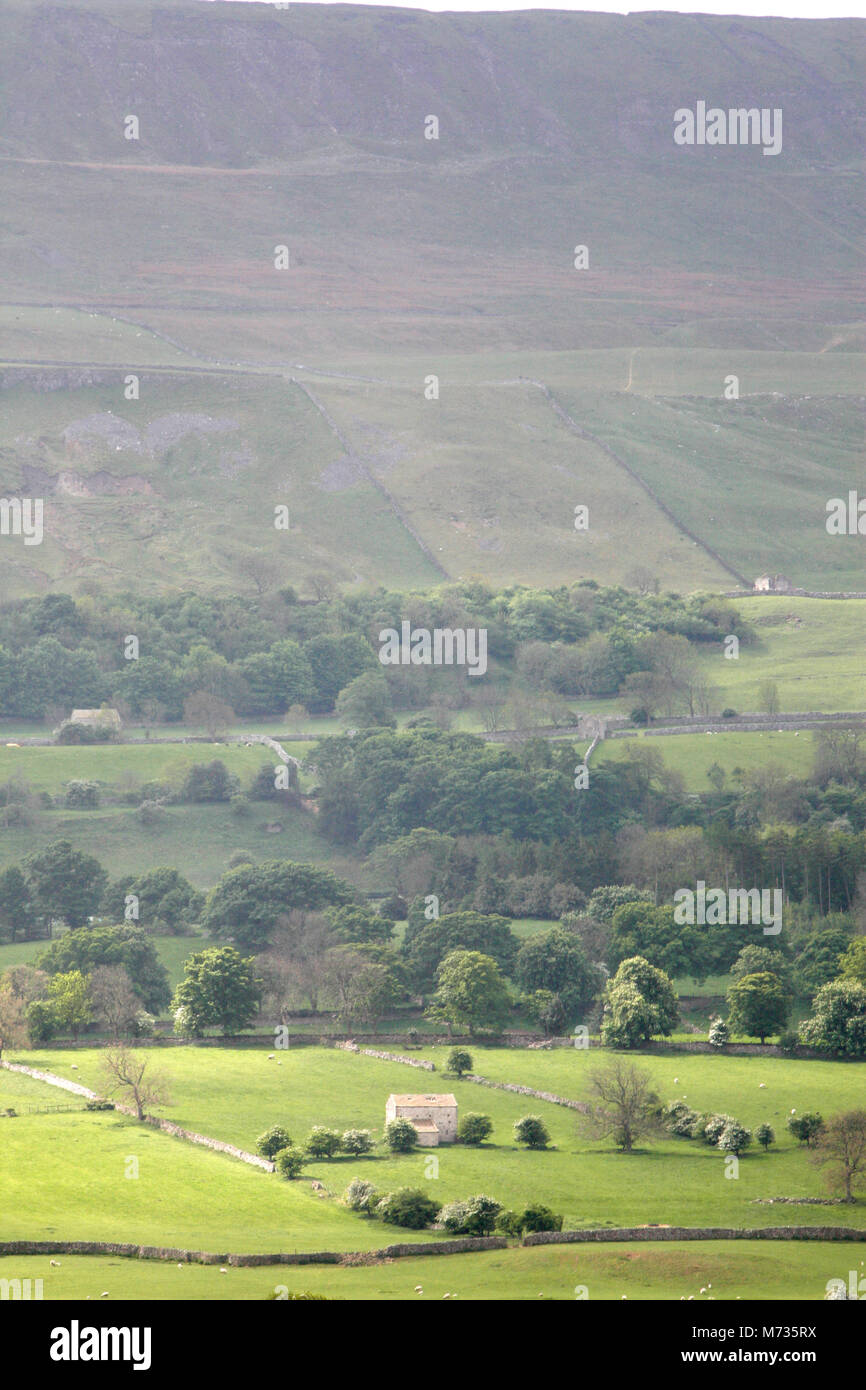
[385,1093,458,1147]
[69,707,123,732]
[753,574,793,593]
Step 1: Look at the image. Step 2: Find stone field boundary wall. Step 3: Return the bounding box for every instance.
[333,1041,435,1070]
[0,1238,506,1264]
[464,1073,589,1111]
[2,1228,860,1264]
[524,1226,866,1246]
[330,1041,588,1103]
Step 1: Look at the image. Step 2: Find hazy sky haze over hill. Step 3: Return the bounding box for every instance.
[208,1,866,18]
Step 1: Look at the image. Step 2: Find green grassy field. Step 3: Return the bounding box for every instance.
[0,797,361,886]
[13,1046,865,1239]
[594,731,816,792]
[1,1240,861,1301]
[695,598,866,714]
[0,741,273,793]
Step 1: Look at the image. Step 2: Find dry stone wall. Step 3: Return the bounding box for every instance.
[523,1226,865,1246]
[334,1041,435,1070]
[464,1073,589,1112]
[0,1237,505,1264]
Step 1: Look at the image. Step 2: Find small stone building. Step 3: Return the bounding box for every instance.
[385,1093,458,1147]
[753,574,793,593]
[69,707,123,732]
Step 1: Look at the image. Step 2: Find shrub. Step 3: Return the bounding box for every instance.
[133,1010,156,1038]
[25,999,58,1044]
[227,850,255,869]
[521,1203,563,1233]
[447,1047,473,1077]
[514,1115,550,1149]
[57,722,118,744]
[257,1125,293,1160]
[787,1112,824,1147]
[755,1123,775,1151]
[275,1145,306,1179]
[718,1121,752,1156]
[344,1178,379,1213]
[458,1112,493,1146]
[376,1188,441,1230]
[441,1200,471,1234]
[84,1099,115,1111]
[64,780,100,809]
[701,1113,734,1146]
[665,1100,699,1138]
[778,1029,800,1054]
[630,707,649,726]
[441,1194,501,1236]
[495,1209,525,1238]
[384,1118,417,1153]
[707,1017,729,1049]
[230,794,250,817]
[721,708,737,719]
[380,893,408,921]
[341,1128,374,1156]
[305,1126,342,1158]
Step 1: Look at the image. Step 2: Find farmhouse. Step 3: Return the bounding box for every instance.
[753,574,793,593]
[385,1093,458,1147]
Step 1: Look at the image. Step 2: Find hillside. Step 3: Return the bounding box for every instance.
[0,2,863,596]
